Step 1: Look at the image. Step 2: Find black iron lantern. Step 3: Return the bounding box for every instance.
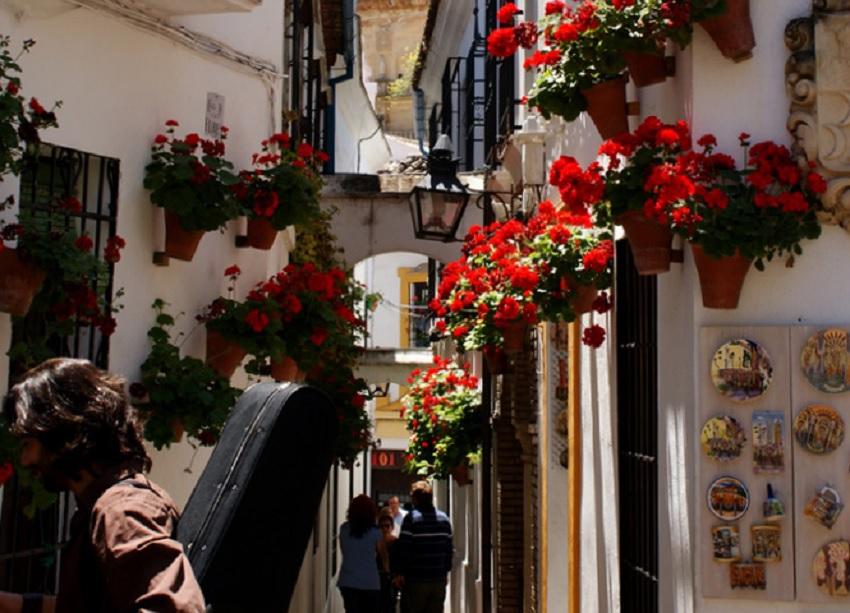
[409,134,470,242]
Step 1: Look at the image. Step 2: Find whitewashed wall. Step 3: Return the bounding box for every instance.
[0,2,287,507]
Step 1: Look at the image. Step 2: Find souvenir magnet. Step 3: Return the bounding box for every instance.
[712,525,741,563]
[804,485,844,529]
[752,410,784,473]
[729,561,766,590]
[751,524,781,563]
[762,483,785,522]
[701,416,746,461]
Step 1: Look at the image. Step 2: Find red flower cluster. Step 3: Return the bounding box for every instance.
[497,2,521,24]
[549,156,604,214]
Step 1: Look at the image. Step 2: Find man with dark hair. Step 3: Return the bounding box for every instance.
[0,358,205,613]
[395,480,453,613]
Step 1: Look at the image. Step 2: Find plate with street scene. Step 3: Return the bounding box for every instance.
[801,328,850,393]
[711,339,773,401]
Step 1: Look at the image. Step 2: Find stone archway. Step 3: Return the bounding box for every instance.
[322,174,477,268]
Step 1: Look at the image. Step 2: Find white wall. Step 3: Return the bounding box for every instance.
[0,3,287,507]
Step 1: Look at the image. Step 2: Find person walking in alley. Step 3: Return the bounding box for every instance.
[338,494,387,613]
[395,481,453,613]
[378,510,400,613]
[388,495,407,537]
[0,358,206,612]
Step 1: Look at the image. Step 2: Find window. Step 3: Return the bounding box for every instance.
[0,143,120,594]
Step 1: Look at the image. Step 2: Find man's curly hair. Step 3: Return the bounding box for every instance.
[3,358,151,476]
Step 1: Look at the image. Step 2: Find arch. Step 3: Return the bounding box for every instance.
[323,187,479,268]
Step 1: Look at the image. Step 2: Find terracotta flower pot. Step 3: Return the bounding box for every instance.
[581,75,629,140]
[698,0,755,63]
[164,210,205,261]
[616,210,673,275]
[691,244,752,309]
[572,282,598,315]
[247,217,278,250]
[483,346,511,375]
[271,356,305,382]
[205,328,247,378]
[501,320,528,354]
[0,248,46,316]
[171,419,185,444]
[624,50,668,87]
[450,464,472,487]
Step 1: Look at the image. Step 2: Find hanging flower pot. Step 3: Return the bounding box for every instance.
[171,419,185,444]
[572,282,598,315]
[205,328,247,378]
[247,217,278,250]
[0,248,46,316]
[501,320,528,354]
[581,75,629,140]
[271,356,305,382]
[698,0,755,63]
[483,346,511,375]
[164,210,205,262]
[450,464,472,487]
[616,210,673,275]
[624,50,668,88]
[691,244,752,309]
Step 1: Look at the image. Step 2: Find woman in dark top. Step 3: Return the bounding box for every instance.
[378,510,399,612]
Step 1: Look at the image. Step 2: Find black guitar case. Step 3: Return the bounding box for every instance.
[177,383,337,612]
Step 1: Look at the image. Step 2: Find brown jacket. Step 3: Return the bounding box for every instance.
[56,468,206,613]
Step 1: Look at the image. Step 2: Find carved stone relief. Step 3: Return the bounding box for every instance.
[786,2,850,229]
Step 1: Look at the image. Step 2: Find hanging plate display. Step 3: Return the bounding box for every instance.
[794,404,845,454]
[701,416,746,461]
[801,328,850,393]
[707,476,750,521]
[813,540,850,596]
[711,338,773,401]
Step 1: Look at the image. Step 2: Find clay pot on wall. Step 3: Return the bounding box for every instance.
[624,50,668,87]
[483,346,511,375]
[450,464,472,487]
[581,76,629,140]
[271,356,306,382]
[171,419,185,444]
[690,244,752,309]
[698,0,755,63]
[205,328,247,378]
[501,320,528,354]
[164,210,205,261]
[572,282,598,315]
[616,210,673,275]
[0,249,46,316]
[247,218,278,250]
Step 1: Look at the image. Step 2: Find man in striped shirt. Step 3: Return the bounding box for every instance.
[396,480,454,613]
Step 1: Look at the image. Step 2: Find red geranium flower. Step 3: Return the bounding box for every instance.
[487,27,519,58]
[245,309,270,333]
[582,324,606,348]
[497,2,520,24]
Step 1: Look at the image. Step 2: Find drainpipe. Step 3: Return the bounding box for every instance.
[413,87,428,155]
[326,0,356,174]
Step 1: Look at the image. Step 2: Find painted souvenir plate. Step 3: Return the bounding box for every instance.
[711,339,773,401]
[707,476,750,522]
[794,404,845,454]
[813,540,850,596]
[801,329,850,393]
[700,416,746,461]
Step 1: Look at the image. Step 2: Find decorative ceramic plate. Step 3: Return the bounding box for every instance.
[707,476,750,522]
[701,416,746,461]
[794,404,845,454]
[801,329,850,393]
[711,339,773,401]
[813,540,850,596]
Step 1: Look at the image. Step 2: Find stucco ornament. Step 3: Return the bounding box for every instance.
[786,1,850,229]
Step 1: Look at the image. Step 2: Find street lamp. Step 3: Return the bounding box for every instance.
[409,134,470,242]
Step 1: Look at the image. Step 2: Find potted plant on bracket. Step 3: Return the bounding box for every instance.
[403,356,483,484]
[133,299,242,449]
[144,121,241,261]
[235,133,326,250]
[660,132,823,308]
